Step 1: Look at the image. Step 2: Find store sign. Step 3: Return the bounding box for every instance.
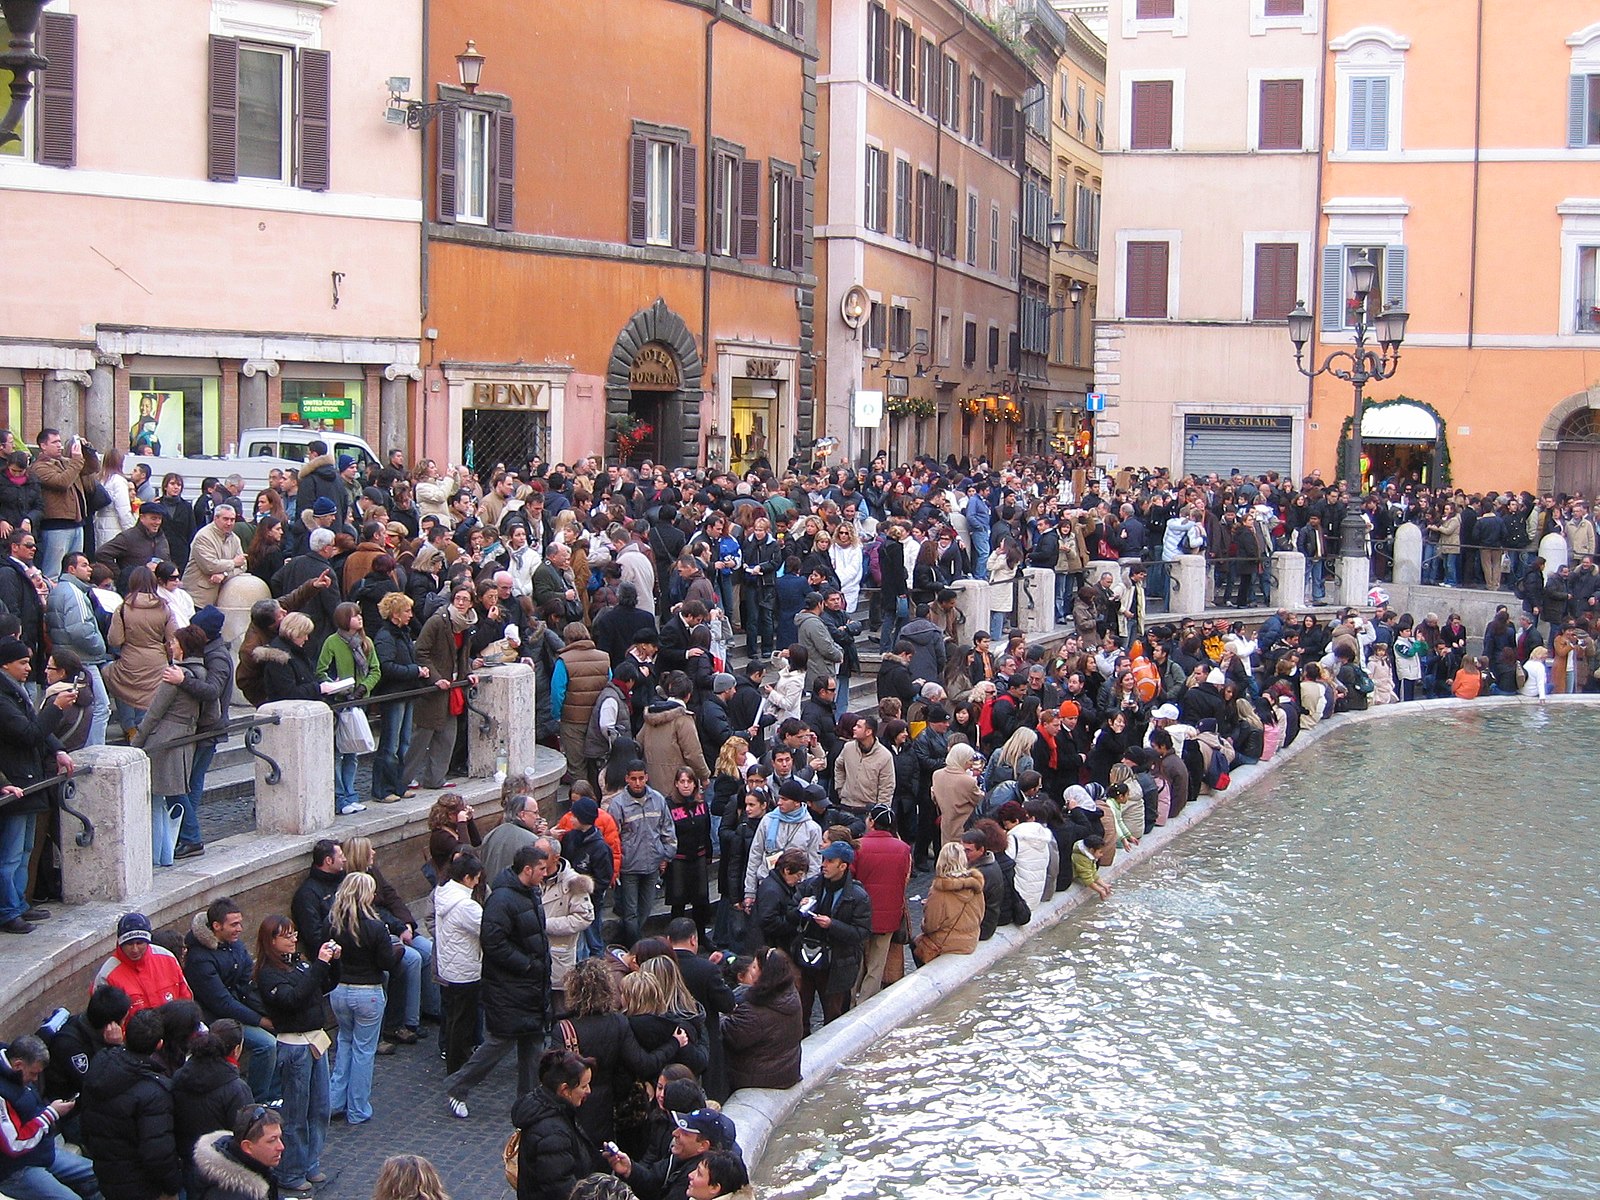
[853,389,883,428]
[745,358,782,379]
[629,344,681,391]
[469,381,548,411]
[1183,414,1294,431]
[298,395,353,421]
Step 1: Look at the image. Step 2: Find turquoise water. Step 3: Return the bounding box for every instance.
[757,705,1600,1199]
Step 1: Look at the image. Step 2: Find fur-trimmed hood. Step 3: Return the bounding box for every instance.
[542,860,595,900]
[188,910,221,950]
[190,1130,274,1200]
[250,644,291,666]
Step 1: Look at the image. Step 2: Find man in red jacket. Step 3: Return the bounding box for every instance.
[89,913,191,1018]
[852,805,912,1004]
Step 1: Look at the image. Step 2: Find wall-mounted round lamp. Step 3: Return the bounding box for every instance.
[840,285,870,330]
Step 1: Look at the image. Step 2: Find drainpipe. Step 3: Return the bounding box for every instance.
[701,1,725,468]
[419,0,431,323]
[1466,0,1484,349]
[930,13,966,455]
[1306,0,1330,431]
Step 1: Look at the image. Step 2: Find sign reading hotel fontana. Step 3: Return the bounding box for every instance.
[629,344,681,391]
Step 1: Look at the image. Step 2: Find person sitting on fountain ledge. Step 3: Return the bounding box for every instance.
[604,1107,739,1200]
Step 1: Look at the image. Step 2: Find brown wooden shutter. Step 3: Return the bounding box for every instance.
[1130,80,1173,150]
[436,110,458,224]
[1136,0,1176,17]
[37,12,77,169]
[627,134,649,245]
[1252,243,1298,320]
[738,158,761,259]
[296,48,331,192]
[207,35,240,183]
[677,143,699,251]
[790,174,805,271]
[792,0,805,43]
[1259,79,1302,151]
[492,112,516,230]
[1126,241,1169,318]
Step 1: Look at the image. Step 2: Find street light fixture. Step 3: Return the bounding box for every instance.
[0,0,49,148]
[1287,248,1408,512]
[1048,212,1068,251]
[390,40,489,129]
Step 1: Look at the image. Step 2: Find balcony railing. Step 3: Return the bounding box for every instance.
[1016,0,1069,47]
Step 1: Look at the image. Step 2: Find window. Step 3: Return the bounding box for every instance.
[439,101,515,229]
[990,204,1000,273]
[1095,96,1105,149]
[628,128,697,250]
[894,21,915,101]
[1252,243,1299,321]
[1129,79,1174,150]
[969,75,985,147]
[987,326,1001,370]
[1264,0,1303,14]
[915,169,935,250]
[894,158,913,241]
[867,4,890,87]
[1258,79,1304,151]
[890,305,912,356]
[1076,83,1088,140]
[1059,72,1071,125]
[457,109,491,224]
[966,191,978,265]
[1126,240,1171,318]
[864,301,885,354]
[1126,0,1187,35]
[943,56,961,132]
[993,93,1017,161]
[1332,28,1408,154]
[769,161,803,271]
[1579,246,1600,332]
[1570,74,1600,148]
[938,312,952,364]
[963,320,978,368]
[940,181,957,258]
[710,148,760,258]
[1319,243,1408,332]
[0,12,76,168]
[865,146,889,233]
[920,38,937,114]
[1074,183,1101,253]
[773,0,803,37]
[1136,0,1175,17]
[207,36,331,190]
[1009,215,1019,281]
[1071,300,1084,367]
[1347,77,1390,151]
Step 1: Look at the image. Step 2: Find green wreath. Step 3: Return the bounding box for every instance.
[1332,394,1452,489]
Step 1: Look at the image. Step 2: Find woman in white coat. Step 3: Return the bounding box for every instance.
[999,799,1059,905]
[830,523,865,613]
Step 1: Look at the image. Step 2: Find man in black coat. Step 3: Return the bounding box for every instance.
[791,842,872,1030]
[182,897,274,1102]
[271,529,343,649]
[962,830,1013,942]
[289,840,345,958]
[0,529,50,686]
[876,522,911,652]
[78,1009,183,1200]
[444,843,552,1117]
[0,636,69,934]
[592,582,657,665]
[666,918,737,1101]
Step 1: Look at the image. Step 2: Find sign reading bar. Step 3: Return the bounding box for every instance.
[469,381,548,411]
[1183,414,1294,432]
[629,344,681,391]
[298,395,353,421]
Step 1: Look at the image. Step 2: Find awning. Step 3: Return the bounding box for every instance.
[1361,402,1438,441]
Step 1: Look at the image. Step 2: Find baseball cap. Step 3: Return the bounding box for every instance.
[1151,703,1179,721]
[117,912,153,945]
[820,842,856,864]
[672,1108,736,1149]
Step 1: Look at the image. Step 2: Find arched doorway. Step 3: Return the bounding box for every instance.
[1538,387,1600,500]
[1338,397,1448,488]
[605,299,703,468]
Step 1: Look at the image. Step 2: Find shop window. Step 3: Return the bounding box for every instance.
[208,36,330,190]
[0,385,23,441]
[282,380,364,437]
[128,377,222,457]
[730,383,777,476]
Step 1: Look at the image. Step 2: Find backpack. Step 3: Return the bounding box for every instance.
[863,537,884,587]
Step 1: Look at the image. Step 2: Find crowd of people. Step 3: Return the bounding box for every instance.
[2,436,1592,1200]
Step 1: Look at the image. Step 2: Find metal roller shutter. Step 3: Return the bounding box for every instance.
[1181,416,1294,479]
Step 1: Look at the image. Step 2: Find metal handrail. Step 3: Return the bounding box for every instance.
[329,678,492,735]
[0,767,96,847]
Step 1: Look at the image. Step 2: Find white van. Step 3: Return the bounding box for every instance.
[131,427,379,500]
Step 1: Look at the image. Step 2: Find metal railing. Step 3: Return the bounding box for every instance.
[0,767,97,847]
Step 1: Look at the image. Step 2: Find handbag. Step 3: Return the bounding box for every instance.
[335,707,376,755]
[448,685,466,717]
[502,1131,521,1189]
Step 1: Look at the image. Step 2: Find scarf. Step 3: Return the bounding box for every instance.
[765,803,810,851]
[445,603,476,633]
[340,631,369,679]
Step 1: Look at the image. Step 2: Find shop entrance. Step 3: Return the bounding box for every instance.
[1365,441,1436,490]
[730,386,776,476]
[462,407,549,476]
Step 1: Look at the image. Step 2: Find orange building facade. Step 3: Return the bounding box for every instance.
[1309,3,1600,495]
[419,0,814,474]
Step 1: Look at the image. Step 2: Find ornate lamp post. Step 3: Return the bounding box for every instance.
[0,0,48,148]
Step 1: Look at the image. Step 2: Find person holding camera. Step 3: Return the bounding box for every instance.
[821,589,862,720]
[28,429,96,580]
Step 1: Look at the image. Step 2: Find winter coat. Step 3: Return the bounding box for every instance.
[637,700,710,797]
[412,610,473,731]
[103,592,180,709]
[541,862,596,990]
[255,954,337,1035]
[188,1132,275,1200]
[45,575,108,665]
[331,913,401,987]
[181,524,246,607]
[914,873,984,962]
[480,868,552,1038]
[372,619,423,696]
[899,617,947,686]
[433,878,484,985]
[629,1009,709,1077]
[1007,821,1059,905]
[604,785,678,875]
[0,675,61,809]
[747,869,806,954]
[562,1011,678,1146]
[182,913,264,1027]
[79,1047,184,1200]
[170,1056,252,1164]
[132,656,206,795]
[794,610,843,692]
[510,1085,597,1200]
[0,469,43,534]
[853,829,911,933]
[0,1043,61,1182]
[552,634,611,726]
[791,873,872,995]
[834,738,896,813]
[933,766,982,846]
[253,637,323,705]
[316,631,381,700]
[91,944,192,1019]
[722,984,804,1092]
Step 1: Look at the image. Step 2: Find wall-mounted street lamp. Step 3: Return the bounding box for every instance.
[0,0,48,147]
[386,41,487,129]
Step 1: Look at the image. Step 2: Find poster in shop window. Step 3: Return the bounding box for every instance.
[131,392,183,456]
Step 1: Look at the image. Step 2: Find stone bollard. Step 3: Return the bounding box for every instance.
[467,662,536,781]
[1273,551,1307,609]
[1018,569,1056,635]
[1392,523,1422,585]
[254,701,335,835]
[1338,550,1371,608]
[217,574,270,649]
[950,578,991,646]
[1169,554,1207,616]
[1539,533,1568,579]
[61,745,152,904]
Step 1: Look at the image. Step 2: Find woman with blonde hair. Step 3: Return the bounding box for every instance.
[621,955,708,1078]
[372,1155,449,1200]
[372,589,422,804]
[342,837,438,1050]
[326,873,401,1124]
[932,741,983,846]
[912,843,984,964]
[981,725,1037,792]
[829,523,864,612]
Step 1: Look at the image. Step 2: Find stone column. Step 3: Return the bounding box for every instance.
[1338,550,1371,608]
[1273,551,1306,609]
[1018,568,1055,636]
[950,578,990,646]
[240,361,278,432]
[1539,533,1568,579]
[1169,554,1207,617]
[1392,523,1422,584]
[254,701,335,835]
[85,357,120,449]
[61,746,152,904]
[44,371,88,439]
[467,662,536,781]
[381,368,418,459]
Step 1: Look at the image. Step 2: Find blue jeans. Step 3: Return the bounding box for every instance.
[386,937,439,1030]
[970,528,990,580]
[240,1021,278,1102]
[1442,553,1460,587]
[0,811,36,923]
[1054,571,1073,623]
[372,701,413,800]
[152,796,180,867]
[879,594,909,653]
[714,573,735,619]
[335,752,359,813]
[743,592,775,658]
[833,668,851,720]
[38,526,82,581]
[614,871,659,946]
[0,1143,100,1200]
[178,739,216,846]
[1309,558,1326,601]
[273,1039,329,1187]
[329,982,385,1124]
[83,665,110,748]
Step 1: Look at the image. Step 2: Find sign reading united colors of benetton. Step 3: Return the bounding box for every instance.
[629,344,681,391]
[1183,414,1294,431]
